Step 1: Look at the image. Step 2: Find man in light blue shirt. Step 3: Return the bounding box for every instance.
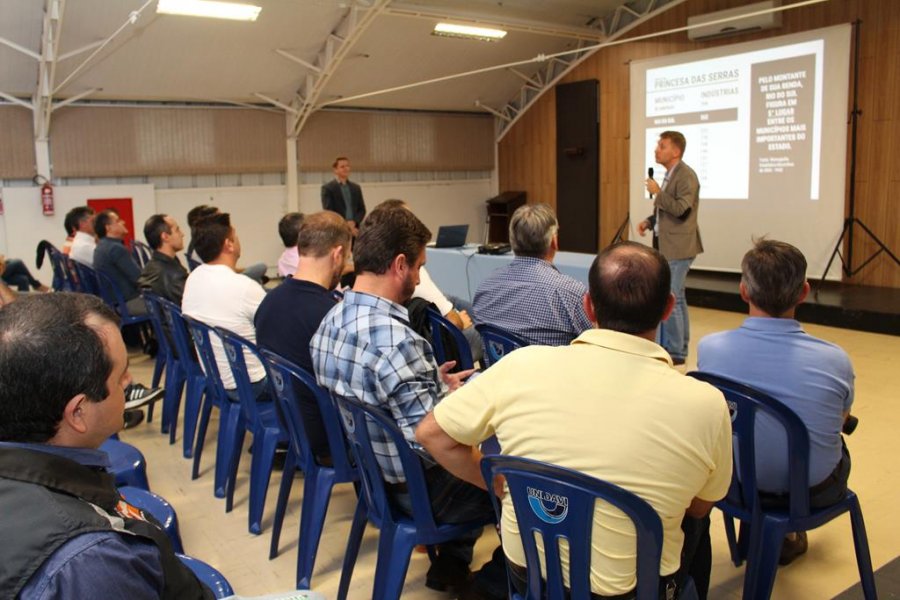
[698,239,854,565]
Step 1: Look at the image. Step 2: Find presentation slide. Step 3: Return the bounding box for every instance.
[630,25,851,278]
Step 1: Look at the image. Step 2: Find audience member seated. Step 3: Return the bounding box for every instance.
[310,206,506,598]
[276,212,304,278]
[418,241,733,600]
[0,254,49,292]
[0,293,215,599]
[256,211,350,464]
[698,238,855,565]
[186,205,268,284]
[92,209,148,317]
[366,200,483,361]
[66,206,97,266]
[472,203,592,346]
[182,212,267,400]
[0,280,15,307]
[138,214,189,304]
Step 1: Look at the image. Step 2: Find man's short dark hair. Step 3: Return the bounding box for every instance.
[298,211,351,258]
[361,199,407,229]
[0,293,119,443]
[588,242,671,334]
[192,212,233,263]
[741,238,807,317]
[509,203,558,258]
[144,214,171,250]
[187,205,218,229]
[278,213,305,248]
[93,209,116,239]
[64,206,94,236]
[354,206,431,275]
[332,156,349,169]
[660,130,686,155]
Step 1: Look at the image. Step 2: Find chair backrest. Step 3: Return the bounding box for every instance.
[132,240,153,268]
[187,255,202,271]
[480,455,664,600]
[261,349,357,482]
[158,298,203,377]
[182,315,228,401]
[688,371,812,517]
[94,268,145,322]
[142,291,171,356]
[426,307,474,370]
[217,327,270,427]
[70,260,100,296]
[331,395,441,534]
[475,323,529,368]
[176,554,234,599]
[45,245,73,291]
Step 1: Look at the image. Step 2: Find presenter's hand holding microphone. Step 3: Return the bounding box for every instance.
[638,167,657,237]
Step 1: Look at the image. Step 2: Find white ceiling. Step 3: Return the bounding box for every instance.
[0,0,662,125]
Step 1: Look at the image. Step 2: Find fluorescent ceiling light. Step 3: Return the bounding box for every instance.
[433,22,507,42]
[157,0,261,22]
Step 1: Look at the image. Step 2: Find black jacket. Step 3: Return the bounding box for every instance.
[321,179,366,225]
[138,251,189,304]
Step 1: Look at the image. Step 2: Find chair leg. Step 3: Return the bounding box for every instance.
[743,516,788,600]
[848,498,878,599]
[192,389,215,481]
[221,410,246,510]
[151,350,166,389]
[372,525,415,600]
[182,376,206,458]
[337,498,368,600]
[722,513,742,567]
[269,449,298,559]
[247,431,280,535]
[296,467,337,589]
[162,362,185,440]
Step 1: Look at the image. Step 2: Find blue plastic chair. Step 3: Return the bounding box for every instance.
[101,438,150,491]
[70,260,100,295]
[688,372,877,599]
[182,315,244,504]
[94,269,152,328]
[158,299,206,456]
[119,485,185,554]
[332,395,494,600]
[261,349,359,588]
[480,455,687,600]
[475,323,529,368]
[187,255,202,271]
[217,327,287,535]
[46,246,76,291]
[426,307,474,371]
[131,240,153,268]
[177,554,234,598]
[142,291,175,400]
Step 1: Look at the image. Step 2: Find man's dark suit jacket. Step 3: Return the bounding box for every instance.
[321,179,366,225]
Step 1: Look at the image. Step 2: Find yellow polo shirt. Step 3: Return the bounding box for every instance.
[433,329,732,596]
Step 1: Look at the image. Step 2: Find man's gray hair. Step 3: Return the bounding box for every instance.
[509,203,558,257]
[741,238,807,317]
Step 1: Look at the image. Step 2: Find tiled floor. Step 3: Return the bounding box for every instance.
[121,307,900,599]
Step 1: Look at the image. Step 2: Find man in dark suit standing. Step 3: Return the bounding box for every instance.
[638,130,702,366]
[321,156,366,236]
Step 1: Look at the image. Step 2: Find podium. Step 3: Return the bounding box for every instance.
[486,191,526,243]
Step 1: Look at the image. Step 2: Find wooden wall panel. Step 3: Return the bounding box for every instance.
[498,0,900,287]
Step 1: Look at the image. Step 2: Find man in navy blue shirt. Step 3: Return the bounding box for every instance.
[255,211,351,463]
[0,293,212,599]
[93,209,147,316]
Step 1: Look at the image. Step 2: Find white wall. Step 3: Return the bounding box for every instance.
[1,179,493,286]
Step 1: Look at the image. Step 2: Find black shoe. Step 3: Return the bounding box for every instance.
[123,410,145,430]
[779,531,808,566]
[425,553,471,592]
[672,357,686,366]
[124,384,164,410]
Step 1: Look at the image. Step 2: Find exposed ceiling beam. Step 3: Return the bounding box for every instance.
[33,0,67,141]
[0,35,41,60]
[0,91,33,110]
[57,39,104,62]
[253,92,296,114]
[275,49,322,73]
[288,0,390,137]
[386,3,607,42]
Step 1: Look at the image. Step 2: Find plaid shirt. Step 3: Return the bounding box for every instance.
[310,290,447,483]
[473,256,593,346]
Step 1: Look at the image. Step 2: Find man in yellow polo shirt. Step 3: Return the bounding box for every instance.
[417,242,732,599]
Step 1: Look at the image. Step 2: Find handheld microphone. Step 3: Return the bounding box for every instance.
[648,167,654,198]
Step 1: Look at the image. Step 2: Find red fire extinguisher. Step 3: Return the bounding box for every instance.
[41,182,54,216]
[0,189,4,216]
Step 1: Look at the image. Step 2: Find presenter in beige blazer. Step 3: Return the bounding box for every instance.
[638,130,702,365]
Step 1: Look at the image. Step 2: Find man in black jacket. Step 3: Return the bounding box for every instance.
[0,293,213,599]
[321,156,366,236]
[139,214,188,304]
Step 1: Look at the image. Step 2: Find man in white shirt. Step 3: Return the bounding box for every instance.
[181,212,267,399]
[66,207,97,266]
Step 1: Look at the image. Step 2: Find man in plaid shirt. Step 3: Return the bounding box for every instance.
[311,206,506,598]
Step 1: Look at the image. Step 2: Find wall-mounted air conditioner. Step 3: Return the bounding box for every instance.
[687,0,782,41]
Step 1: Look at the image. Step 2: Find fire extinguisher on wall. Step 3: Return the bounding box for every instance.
[34,175,54,216]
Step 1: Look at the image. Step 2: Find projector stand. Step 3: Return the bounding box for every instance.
[610,212,629,246]
[818,20,899,289]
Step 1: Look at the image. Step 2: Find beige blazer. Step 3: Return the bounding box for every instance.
[647,161,703,261]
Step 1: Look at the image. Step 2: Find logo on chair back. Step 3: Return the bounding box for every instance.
[527,486,569,524]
